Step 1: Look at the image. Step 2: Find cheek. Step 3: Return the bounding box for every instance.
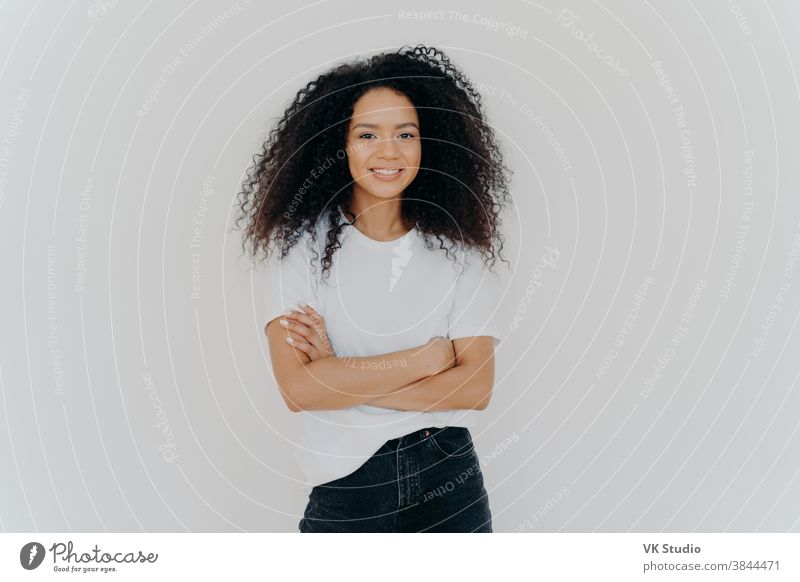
[346,141,371,170]
[407,143,422,167]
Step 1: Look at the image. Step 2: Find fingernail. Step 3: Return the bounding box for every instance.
[280,319,288,326]
[286,337,293,344]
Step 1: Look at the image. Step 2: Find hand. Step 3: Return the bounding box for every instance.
[417,336,456,376]
[278,303,336,361]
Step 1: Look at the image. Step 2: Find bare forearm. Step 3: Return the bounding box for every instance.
[291,347,432,410]
[362,363,491,412]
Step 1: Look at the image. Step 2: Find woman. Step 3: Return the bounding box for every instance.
[236,45,511,532]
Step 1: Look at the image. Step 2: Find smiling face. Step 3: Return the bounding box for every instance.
[345,87,421,203]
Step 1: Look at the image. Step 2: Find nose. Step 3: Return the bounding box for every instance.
[376,136,400,158]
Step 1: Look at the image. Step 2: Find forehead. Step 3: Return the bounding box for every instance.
[350,88,418,123]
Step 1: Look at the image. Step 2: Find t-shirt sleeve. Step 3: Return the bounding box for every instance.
[264,236,318,328]
[446,249,504,350]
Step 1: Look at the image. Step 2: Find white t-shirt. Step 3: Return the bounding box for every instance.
[264,211,504,487]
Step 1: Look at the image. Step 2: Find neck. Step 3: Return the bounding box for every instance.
[346,190,411,239]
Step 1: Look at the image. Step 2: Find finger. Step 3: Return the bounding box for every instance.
[292,323,327,354]
[286,330,327,359]
[286,329,310,343]
[294,304,324,322]
[314,327,334,355]
[297,307,328,336]
[287,338,327,361]
[300,303,322,319]
[280,318,314,341]
[285,311,328,346]
[285,334,313,355]
[285,309,332,354]
[284,309,320,327]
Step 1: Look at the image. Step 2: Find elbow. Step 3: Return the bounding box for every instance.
[275,372,309,413]
[279,385,304,412]
[285,399,304,413]
[277,373,333,412]
[472,382,493,410]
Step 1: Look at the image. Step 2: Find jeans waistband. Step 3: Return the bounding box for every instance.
[384,426,445,451]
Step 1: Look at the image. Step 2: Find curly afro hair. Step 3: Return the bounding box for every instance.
[235,44,512,280]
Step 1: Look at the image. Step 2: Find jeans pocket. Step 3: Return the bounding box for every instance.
[429,426,476,459]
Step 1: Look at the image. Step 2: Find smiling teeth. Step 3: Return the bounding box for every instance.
[372,168,400,175]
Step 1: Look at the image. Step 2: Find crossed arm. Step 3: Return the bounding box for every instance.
[265,304,495,412]
[363,349,494,412]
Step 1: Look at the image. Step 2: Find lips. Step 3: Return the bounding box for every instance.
[369,167,403,175]
[367,167,405,181]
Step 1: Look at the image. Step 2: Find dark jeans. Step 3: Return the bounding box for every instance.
[299,426,492,532]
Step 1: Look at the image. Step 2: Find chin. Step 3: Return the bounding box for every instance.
[359,180,409,199]
[371,187,406,199]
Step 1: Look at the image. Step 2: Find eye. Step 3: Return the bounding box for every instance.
[398,132,416,139]
[358,132,376,139]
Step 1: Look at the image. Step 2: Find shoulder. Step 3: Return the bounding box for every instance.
[439,235,491,277]
[268,222,323,263]
[443,240,504,288]
[413,230,473,266]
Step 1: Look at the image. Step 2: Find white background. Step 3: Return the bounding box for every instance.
[0,0,799,533]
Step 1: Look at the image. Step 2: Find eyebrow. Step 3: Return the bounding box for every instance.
[351,122,419,130]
